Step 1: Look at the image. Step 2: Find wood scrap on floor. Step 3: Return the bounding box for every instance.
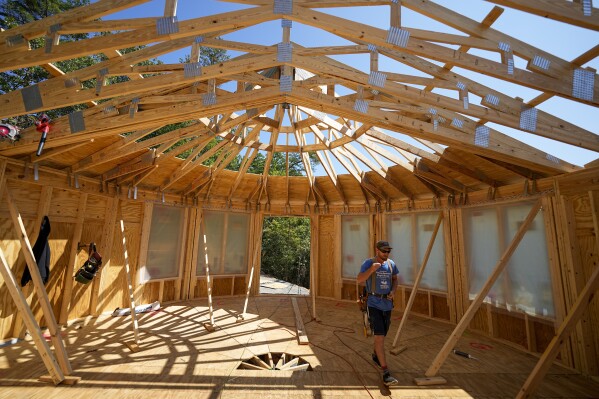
[291,297,309,345]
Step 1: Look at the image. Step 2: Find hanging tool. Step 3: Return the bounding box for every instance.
[34,114,51,156]
[453,349,477,360]
[0,122,20,142]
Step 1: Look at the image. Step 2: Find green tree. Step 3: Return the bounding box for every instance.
[248,152,319,176]
[0,0,89,26]
[261,216,311,289]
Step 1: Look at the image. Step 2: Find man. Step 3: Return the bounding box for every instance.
[357,240,399,386]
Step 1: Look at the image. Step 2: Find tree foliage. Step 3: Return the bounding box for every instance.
[261,217,311,289]
[0,0,163,129]
[0,0,95,127]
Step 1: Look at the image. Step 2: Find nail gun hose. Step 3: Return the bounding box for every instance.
[36,131,47,156]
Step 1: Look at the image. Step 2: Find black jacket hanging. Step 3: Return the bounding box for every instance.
[21,215,51,287]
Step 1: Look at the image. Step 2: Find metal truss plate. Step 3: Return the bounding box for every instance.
[68,110,86,133]
[353,99,369,113]
[184,62,203,78]
[44,37,54,54]
[532,55,550,70]
[274,0,292,15]
[484,94,500,106]
[546,154,560,164]
[203,92,217,106]
[280,75,293,92]
[368,71,387,88]
[277,42,293,62]
[64,77,80,88]
[583,0,592,16]
[572,68,594,101]
[451,118,464,128]
[386,27,410,47]
[129,98,140,118]
[498,41,511,52]
[6,34,26,47]
[519,107,538,132]
[474,125,490,147]
[21,85,43,111]
[156,16,179,35]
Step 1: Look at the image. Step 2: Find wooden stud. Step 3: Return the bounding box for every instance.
[59,192,87,324]
[120,217,141,351]
[310,213,319,320]
[90,196,119,316]
[199,216,215,329]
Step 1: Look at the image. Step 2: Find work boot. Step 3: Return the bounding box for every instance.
[383,370,398,386]
[372,353,381,369]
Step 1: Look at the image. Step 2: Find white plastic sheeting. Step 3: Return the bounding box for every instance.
[197,210,249,275]
[463,201,554,318]
[141,204,184,282]
[387,212,447,291]
[341,215,370,278]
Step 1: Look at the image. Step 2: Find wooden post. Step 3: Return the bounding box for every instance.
[240,214,261,320]
[0,247,64,385]
[164,0,177,16]
[135,202,153,303]
[418,200,541,383]
[310,213,319,320]
[91,197,119,316]
[59,192,87,324]
[5,188,73,376]
[199,216,215,331]
[391,212,443,354]
[390,0,401,28]
[188,208,203,299]
[120,218,141,351]
[182,207,199,300]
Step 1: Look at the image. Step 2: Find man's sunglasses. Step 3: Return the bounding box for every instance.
[379,249,391,254]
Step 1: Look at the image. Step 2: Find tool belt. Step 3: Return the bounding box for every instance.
[74,243,102,284]
[369,293,389,299]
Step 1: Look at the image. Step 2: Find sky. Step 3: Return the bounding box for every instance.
[94,0,599,170]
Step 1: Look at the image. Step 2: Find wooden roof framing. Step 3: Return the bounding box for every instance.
[0,0,597,208]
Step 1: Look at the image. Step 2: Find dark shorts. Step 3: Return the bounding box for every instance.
[368,306,392,336]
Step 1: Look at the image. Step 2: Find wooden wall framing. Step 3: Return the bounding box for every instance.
[0,158,597,379]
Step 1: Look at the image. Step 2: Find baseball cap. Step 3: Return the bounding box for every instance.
[376,240,392,251]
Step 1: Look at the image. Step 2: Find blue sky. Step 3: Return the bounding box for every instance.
[96,0,599,169]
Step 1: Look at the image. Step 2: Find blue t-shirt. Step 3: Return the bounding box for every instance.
[359,258,399,311]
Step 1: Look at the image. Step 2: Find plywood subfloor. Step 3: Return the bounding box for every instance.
[0,297,598,398]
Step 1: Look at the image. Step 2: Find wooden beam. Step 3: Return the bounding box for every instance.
[486,0,599,31]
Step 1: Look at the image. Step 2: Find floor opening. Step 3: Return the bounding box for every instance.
[238,352,312,371]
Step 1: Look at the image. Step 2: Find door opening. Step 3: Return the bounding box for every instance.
[259,216,310,295]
